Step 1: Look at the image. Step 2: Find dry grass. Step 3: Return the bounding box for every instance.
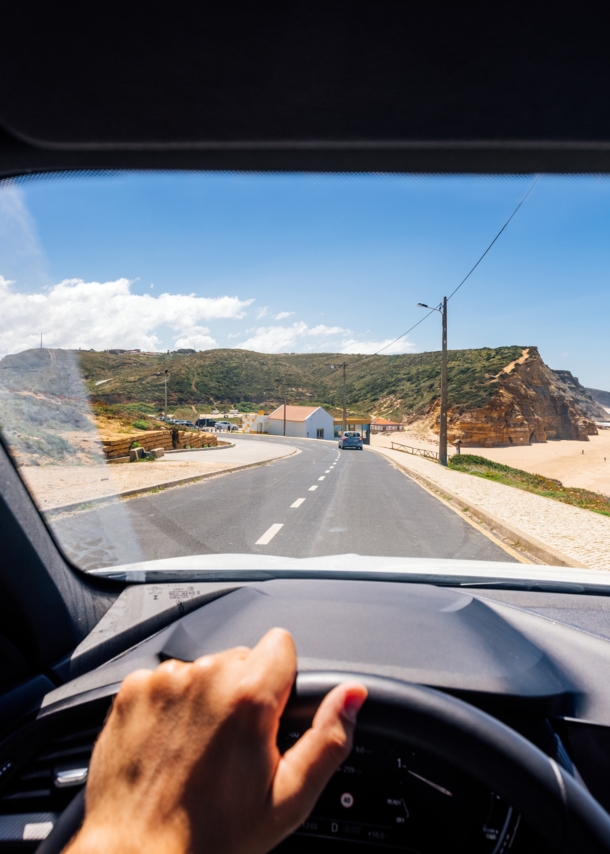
[450,454,610,517]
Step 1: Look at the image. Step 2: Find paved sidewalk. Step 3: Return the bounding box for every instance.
[22,437,298,512]
[369,445,610,571]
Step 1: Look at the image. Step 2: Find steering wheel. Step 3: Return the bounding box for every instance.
[37,672,610,854]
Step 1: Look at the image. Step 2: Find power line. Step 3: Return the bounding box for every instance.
[370,308,437,357]
[372,174,541,357]
[446,174,540,303]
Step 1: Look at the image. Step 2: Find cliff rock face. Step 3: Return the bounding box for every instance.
[430,348,599,447]
[586,387,610,411]
[552,371,608,421]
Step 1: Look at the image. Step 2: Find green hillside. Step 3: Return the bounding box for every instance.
[78,345,525,420]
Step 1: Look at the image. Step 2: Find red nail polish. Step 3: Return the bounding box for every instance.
[342,693,366,723]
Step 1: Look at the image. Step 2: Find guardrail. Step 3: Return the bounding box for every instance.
[390,441,453,461]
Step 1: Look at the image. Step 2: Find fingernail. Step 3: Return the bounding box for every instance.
[342,692,367,724]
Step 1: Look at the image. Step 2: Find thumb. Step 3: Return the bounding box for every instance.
[271,682,368,833]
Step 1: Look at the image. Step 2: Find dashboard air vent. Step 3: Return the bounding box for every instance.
[0,723,102,851]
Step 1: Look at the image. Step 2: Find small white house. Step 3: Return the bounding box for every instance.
[267,405,334,440]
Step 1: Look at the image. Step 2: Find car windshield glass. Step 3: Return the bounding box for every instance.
[0,172,609,579]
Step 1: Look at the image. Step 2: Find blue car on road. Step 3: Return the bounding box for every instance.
[338,431,363,450]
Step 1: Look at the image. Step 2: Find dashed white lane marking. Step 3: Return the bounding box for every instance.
[255,523,284,545]
[308,485,318,491]
[318,476,326,481]
[291,498,306,508]
[325,469,331,473]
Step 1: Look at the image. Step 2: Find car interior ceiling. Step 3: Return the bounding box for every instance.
[3,4,610,853]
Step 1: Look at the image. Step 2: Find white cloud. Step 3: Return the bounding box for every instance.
[237,322,309,353]
[174,326,218,350]
[339,336,415,355]
[256,306,269,319]
[0,183,50,291]
[308,324,344,336]
[236,322,414,355]
[274,311,295,320]
[0,271,415,358]
[0,276,251,356]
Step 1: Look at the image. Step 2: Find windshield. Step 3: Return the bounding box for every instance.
[0,172,609,579]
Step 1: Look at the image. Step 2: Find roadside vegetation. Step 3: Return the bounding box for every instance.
[79,345,525,422]
[0,389,103,466]
[449,454,610,517]
[91,401,161,435]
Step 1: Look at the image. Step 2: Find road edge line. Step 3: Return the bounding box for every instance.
[164,442,236,454]
[369,447,585,568]
[45,448,300,517]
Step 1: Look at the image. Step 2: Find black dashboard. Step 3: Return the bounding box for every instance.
[4,577,610,852]
[275,729,520,853]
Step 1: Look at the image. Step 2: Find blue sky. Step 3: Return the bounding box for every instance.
[1,172,609,389]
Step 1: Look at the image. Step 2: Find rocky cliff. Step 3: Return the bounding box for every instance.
[552,371,608,421]
[424,348,600,447]
[586,387,610,411]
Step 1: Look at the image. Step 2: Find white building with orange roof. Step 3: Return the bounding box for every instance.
[266,404,334,440]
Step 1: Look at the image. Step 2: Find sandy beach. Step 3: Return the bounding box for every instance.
[372,428,610,496]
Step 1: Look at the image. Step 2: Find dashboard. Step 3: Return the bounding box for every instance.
[275,730,520,853]
[3,577,610,852]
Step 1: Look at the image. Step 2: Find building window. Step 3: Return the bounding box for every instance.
[316,428,324,439]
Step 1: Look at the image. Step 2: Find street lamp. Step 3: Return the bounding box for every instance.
[417,297,448,466]
[153,371,170,422]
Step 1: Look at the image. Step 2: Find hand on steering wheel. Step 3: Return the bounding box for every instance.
[60,628,367,854]
[37,630,610,854]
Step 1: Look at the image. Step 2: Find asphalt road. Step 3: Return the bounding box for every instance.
[51,434,516,570]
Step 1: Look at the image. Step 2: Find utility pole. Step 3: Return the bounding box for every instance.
[329,363,348,433]
[439,296,448,466]
[417,297,448,466]
[40,333,42,349]
[283,392,286,437]
[164,370,169,423]
[342,362,347,434]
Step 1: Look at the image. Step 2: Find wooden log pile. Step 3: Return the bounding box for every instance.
[102,429,218,460]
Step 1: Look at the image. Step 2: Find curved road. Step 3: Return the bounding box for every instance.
[52,434,516,570]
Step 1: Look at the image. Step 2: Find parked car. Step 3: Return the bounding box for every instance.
[195,418,216,429]
[215,420,238,432]
[174,420,195,427]
[338,431,363,450]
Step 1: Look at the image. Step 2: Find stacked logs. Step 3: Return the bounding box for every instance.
[102,429,218,461]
